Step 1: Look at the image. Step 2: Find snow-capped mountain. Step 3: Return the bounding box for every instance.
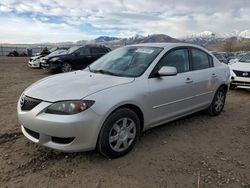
[93,36,122,43]
[239,30,250,39]
[182,30,250,45]
[90,34,180,45]
[182,31,222,45]
[188,31,216,38]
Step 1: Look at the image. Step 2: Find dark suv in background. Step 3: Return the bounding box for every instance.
[41,45,111,73]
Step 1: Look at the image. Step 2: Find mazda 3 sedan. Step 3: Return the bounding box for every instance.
[17,43,230,158]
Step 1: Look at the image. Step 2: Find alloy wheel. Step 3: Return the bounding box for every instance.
[214,90,225,112]
[109,118,136,152]
[62,63,72,72]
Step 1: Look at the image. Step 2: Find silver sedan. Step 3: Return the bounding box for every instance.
[17,43,230,158]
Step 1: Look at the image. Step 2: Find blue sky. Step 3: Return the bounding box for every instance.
[0,0,249,43]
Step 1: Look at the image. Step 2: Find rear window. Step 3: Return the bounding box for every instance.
[191,48,213,70]
[91,48,106,54]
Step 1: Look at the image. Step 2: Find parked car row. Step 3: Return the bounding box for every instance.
[211,51,228,64]
[211,51,250,64]
[19,43,231,158]
[28,45,111,73]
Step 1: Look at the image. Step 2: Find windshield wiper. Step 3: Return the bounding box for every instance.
[91,69,118,76]
[87,65,92,72]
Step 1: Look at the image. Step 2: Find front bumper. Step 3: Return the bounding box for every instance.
[230,68,250,88]
[17,97,103,152]
[28,60,40,68]
[231,76,250,88]
[41,62,61,70]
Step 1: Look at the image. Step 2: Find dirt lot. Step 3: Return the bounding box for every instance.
[0,57,249,188]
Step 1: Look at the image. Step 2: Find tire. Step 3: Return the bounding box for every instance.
[61,62,72,73]
[97,108,141,158]
[229,84,237,90]
[207,87,226,116]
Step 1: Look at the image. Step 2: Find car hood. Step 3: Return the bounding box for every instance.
[44,54,68,60]
[30,55,41,60]
[24,70,134,102]
[229,62,250,71]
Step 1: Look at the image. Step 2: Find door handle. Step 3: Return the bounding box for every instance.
[185,78,193,84]
[211,73,217,78]
[87,55,92,58]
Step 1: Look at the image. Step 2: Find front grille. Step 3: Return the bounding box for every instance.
[21,96,42,111]
[24,127,40,139]
[51,136,75,144]
[233,70,250,78]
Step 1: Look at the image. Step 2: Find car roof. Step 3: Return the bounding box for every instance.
[68,45,109,49]
[128,42,202,49]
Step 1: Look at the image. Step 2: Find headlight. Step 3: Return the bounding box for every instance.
[45,100,95,115]
[33,58,40,62]
[230,69,236,77]
[50,57,60,62]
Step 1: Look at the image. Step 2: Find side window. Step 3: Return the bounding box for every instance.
[191,49,211,70]
[91,48,102,54]
[99,48,106,53]
[80,47,90,55]
[158,49,190,73]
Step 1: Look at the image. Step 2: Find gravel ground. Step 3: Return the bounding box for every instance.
[0,57,249,188]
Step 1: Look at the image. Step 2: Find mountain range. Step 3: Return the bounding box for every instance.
[3,30,249,49]
[86,29,250,46]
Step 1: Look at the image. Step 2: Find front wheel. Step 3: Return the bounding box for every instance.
[97,108,140,158]
[61,62,72,73]
[207,87,226,116]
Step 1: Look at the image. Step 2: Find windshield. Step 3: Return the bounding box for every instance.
[239,53,250,63]
[48,49,67,57]
[89,46,163,77]
[49,47,57,52]
[67,46,80,54]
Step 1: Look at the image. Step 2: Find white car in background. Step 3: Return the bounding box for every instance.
[229,53,250,89]
[28,55,42,68]
[28,47,68,68]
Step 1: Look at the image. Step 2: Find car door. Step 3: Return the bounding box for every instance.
[147,48,197,126]
[90,47,104,62]
[189,48,219,107]
[78,47,92,69]
[72,47,91,69]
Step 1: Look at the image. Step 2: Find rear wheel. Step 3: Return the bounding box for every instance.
[97,108,140,158]
[61,62,72,73]
[207,87,226,116]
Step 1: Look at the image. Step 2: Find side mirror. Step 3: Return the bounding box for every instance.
[158,66,177,76]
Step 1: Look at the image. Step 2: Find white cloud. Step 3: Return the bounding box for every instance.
[0,0,250,42]
[0,4,12,12]
[0,16,93,43]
